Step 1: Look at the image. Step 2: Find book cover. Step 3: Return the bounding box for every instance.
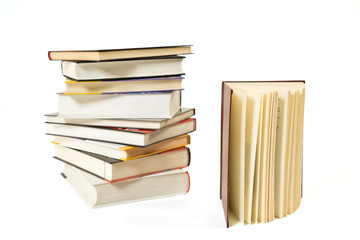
[49,45,192,61]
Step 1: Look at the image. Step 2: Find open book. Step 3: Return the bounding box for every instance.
[220,81,305,227]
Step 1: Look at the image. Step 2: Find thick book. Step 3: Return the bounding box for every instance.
[62,164,190,208]
[61,57,184,81]
[46,118,196,147]
[55,144,190,183]
[45,108,195,129]
[48,45,192,61]
[51,134,191,160]
[220,81,305,227]
[63,76,183,94]
[58,90,181,119]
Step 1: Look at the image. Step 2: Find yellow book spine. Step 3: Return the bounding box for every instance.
[63,92,103,95]
[120,143,190,161]
[119,135,191,161]
[64,80,103,83]
[118,145,135,151]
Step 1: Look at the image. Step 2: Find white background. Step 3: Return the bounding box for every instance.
[1,0,359,239]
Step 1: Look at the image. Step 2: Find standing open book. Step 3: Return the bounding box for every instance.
[220,81,305,227]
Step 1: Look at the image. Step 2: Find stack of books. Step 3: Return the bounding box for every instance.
[46,45,196,208]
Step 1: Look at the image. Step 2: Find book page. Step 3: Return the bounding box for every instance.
[287,90,299,214]
[284,93,295,216]
[251,93,265,223]
[274,90,291,218]
[243,89,262,224]
[258,92,272,223]
[294,88,305,211]
[228,88,247,224]
[267,91,278,222]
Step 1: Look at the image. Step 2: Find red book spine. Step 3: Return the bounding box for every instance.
[186,171,191,193]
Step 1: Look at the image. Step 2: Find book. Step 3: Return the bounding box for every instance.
[51,134,191,160]
[58,90,181,119]
[48,45,192,61]
[62,164,190,208]
[45,108,195,129]
[54,144,190,183]
[220,81,305,227]
[46,118,196,146]
[63,76,183,94]
[61,57,184,80]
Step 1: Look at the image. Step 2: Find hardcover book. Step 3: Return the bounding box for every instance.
[63,76,184,94]
[62,164,190,208]
[54,144,190,183]
[61,57,185,81]
[46,118,196,146]
[57,90,181,119]
[45,108,195,129]
[220,81,305,227]
[49,45,192,61]
[51,134,190,160]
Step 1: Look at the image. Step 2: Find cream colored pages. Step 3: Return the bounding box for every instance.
[274,90,291,218]
[268,92,279,222]
[294,89,305,211]
[287,91,299,214]
[228,88,247,224]
[227,83,305,220]
[284,93,294,216]
[251,93,265,223]
[243,89,262,224]
[224,81,305,225]
[227,84,262,224]
[258,92,272,222]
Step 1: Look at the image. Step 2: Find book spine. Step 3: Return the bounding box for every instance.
[53,156,106,180]
[220,82,233,228]
[187,147,191,167]
[186,171,191,193]
[62,89,184,95]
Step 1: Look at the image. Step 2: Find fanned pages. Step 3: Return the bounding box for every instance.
[220,81,305,227]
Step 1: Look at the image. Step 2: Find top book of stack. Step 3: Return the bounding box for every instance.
[48,45,192,61]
